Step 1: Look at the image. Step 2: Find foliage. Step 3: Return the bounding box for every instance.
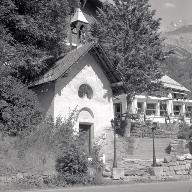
[14,111,103,186]
[0,0,72,135]
[90,0,169,112]
[165,144,172,154]
[0,76,42,136]
[55,142,104,185]
[14,175,44,189]
[53,111,88,181]
[0,0,70,83]
[43,174,67,187]
[68,0,81,11]
[177,123,192,140]
[52,112,103,185]
[55,148,89,185]
[55,128,103,185]
[130,122,178,138]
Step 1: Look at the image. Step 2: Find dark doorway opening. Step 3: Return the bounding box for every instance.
[79,123,92,154]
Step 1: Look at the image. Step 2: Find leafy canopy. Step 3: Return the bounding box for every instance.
[0,0,70,83]
[0,75,42,136]
[0,0,72,135]
[91,0,168,105]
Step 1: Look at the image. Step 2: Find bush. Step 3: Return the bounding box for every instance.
[177,123,192,139]
[0,76,42,137]
[55,143,89,185]
[55,134,104,185]
[165,144,172,154]
[15,175,44,189]
[0,110,103,187]
[43,174,67,187]
[88,144,104,185]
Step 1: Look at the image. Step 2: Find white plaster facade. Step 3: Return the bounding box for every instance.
[54,53,114,137]
[34,53,114,140]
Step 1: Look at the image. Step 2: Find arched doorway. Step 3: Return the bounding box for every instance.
[78,108,94,154]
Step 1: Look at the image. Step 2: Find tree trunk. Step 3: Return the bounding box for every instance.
[124,95,133,137]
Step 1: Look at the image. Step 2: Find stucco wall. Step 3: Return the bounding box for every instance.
[54,53,114,137]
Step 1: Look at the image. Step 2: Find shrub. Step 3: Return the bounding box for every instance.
[55,143,89,185]
[15,175,44,189]
[1,109,103,186]
[89,144,104,171]
[54,131,104,185]
[43,174,67,187]
[0,76,42,137]
[54,119,104,185]
[55,142,104,185]
[177,123,192,139]
[165,144,172,154]
[88,144,104,185]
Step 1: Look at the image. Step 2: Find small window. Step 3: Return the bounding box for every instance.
[114,103,122,119]
[173,93,185,99]
[137,102,144,113]
[160,104,167,116]
[78,84,93,99]
[186,106,192,117]
[173,105,181,116]
[146,103,156,116]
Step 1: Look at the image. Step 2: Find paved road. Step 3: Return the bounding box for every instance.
[8,181,192,192]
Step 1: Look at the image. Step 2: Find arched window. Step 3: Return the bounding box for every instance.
[78,84,93,99]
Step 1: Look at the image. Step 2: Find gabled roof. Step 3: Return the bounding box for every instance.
[111,75,191,93]
[161,75,190,92]
[90,0,113,4]
[99,0,114,4]
[30,42,120,87]
[71,8,88,24]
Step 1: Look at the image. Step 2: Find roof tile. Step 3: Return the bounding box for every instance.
[31,42,95,86]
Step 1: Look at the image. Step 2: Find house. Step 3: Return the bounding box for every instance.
[30,3,192,153]
[113,75,192,124]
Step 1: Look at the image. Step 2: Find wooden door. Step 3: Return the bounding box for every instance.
[79,124,91,154]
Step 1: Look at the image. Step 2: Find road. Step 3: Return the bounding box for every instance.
[7,181,192,192]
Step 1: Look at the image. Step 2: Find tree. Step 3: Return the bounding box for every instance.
[0,0,70,83]
[68,0,81,10]
[0,0,70,135]
[90,0,168,122]
[0,75,42,136]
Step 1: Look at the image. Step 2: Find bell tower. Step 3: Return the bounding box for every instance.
[70,8,89,47]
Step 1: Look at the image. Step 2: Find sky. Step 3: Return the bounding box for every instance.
[149,0,192,31]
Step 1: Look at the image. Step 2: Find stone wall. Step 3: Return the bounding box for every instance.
[125,137,171,160]
[0,172,52,186]
[103,159,192,181]
[102,128,171,166]
[151,159,192,179]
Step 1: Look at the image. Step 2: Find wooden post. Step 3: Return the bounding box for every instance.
[111,119,117,168]
[152,123,157,167]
